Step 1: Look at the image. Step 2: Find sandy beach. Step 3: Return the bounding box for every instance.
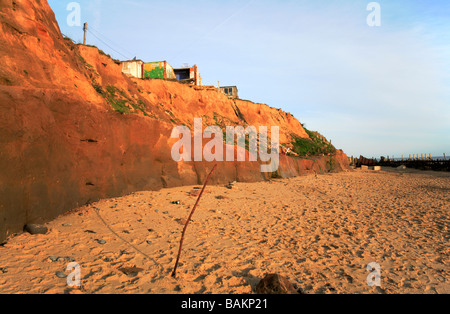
[0,167,448,294]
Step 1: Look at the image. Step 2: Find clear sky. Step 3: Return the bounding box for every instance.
[48,0,450,159]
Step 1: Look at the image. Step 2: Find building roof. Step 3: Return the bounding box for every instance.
[122,59,144,63]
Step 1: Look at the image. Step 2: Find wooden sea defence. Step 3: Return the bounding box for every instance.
[349,154,449,172]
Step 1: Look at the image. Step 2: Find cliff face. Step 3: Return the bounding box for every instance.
[0,0,349,242]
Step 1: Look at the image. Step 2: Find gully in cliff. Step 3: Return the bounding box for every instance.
[171,118,279,173]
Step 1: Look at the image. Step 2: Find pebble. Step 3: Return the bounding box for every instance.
[49,256,76,263]
[55,271,67,279]
[0,268,8,274]
[62,223,72,227]
[96,239,106,245]
[171,201,180,205]
[225,182,236,190]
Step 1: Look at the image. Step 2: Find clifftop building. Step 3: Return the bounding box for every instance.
[121,60,201,86]
[121,59,144,79]
[173,64,202,86]
[143,61,176,80]
[219,86,239,99]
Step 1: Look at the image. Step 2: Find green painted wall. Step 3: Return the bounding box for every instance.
[144,62,165,79]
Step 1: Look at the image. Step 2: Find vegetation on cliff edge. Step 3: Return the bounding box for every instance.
[291,128,336,157]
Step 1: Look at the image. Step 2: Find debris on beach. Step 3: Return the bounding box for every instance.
[175,218,188,226]
[225,181,237,190]
[48,256,75,263]
[118,266,144,277]
[188,189,212,197]
[24,224,48,235]
[255,274,299,294]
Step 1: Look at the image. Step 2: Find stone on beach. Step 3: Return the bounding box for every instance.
[55,271,67,278]
[255,274,299,294]
[119,267,144,277]
[24,224,48,235]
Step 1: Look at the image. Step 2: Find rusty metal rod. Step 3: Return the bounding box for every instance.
[171,164,218,278]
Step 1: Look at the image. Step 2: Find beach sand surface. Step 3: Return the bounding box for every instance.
[0,167,448,294]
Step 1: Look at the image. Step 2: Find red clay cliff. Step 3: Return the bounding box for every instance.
[0,0,349,242]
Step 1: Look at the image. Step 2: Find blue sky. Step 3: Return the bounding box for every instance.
[48,0,450,159]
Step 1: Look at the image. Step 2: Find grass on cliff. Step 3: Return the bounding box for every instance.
[291,128,336,157]
[99,85,149,116]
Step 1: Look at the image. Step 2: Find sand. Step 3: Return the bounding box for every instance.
[0,167,448,294]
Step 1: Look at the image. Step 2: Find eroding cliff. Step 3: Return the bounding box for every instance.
[0,0,348,242]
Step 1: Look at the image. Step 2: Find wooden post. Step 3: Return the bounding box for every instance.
[171,164,217,278]
[444,153,447,161]
[409,154,411,161]
[83,22,87,45]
